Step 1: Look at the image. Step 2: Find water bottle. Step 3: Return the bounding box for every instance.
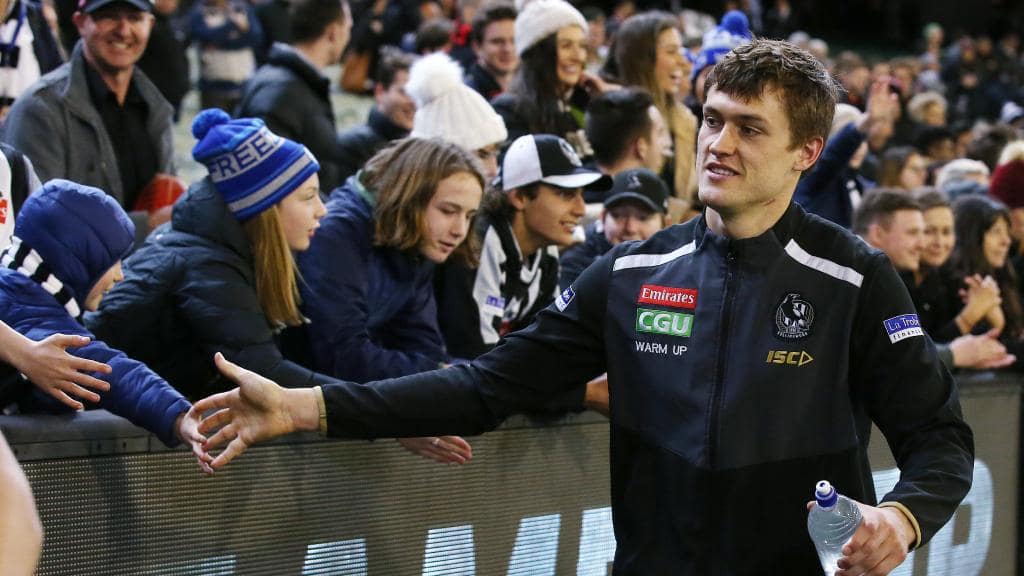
[807,480,863,576]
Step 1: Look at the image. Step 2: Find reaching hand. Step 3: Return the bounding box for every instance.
[176,409,213,475]
[396,436,472,465]
[579,71,619,96]
[194,353,316,471]
[858,78,899,133]
[6,332,112,411]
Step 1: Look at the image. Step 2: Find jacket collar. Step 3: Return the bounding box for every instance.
[266,43,331,98]
[1,237,82,319]
[694,201,804,261]
[368,107,410,141]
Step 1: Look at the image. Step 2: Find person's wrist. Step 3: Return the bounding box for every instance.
[285,388,320,433]
[880,506,917,551]
[173,411,186,441]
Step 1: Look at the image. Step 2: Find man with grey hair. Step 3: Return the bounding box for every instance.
[936,158,990,197]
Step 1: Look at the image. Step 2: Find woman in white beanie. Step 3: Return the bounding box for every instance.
[489,0,613,160]
[406,52,508,180]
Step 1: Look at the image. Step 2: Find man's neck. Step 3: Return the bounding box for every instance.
[84,52,133,105]
[481,61,512,91]
[294,41,331,70]
[597,158,642,177]
[704,194,791,240]
[510,214,541,260]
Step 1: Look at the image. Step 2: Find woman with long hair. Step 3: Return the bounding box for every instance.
[601,11,697,210]
[906,188,1000,343]
[490,0,611,159]
[946,195,1023,357]
[86,109,329,399]
[878,145,928,190]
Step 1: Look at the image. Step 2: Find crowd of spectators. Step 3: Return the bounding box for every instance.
[3,0,1024,567]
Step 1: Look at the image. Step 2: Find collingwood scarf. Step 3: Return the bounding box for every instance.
[0,236,81,319]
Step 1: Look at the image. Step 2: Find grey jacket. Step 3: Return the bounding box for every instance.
[1,42,174,236]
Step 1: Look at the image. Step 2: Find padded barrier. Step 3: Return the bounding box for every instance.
[2,373,1018,575]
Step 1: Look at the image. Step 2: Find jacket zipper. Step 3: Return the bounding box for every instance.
[708,247,737,469]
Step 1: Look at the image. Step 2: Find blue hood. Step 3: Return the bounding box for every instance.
[14,179,135,307]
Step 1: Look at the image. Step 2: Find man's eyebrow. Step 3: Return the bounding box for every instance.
[702,106,770,125]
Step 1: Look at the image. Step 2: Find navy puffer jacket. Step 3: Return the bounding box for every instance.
[0,180,189,446]
[296,178,448,382]
[86,179,335,399]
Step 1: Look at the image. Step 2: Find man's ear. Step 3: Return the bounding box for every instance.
[634,136,648,162]
[72,11,87,33]
[793,136,825,172]
[864,222,885,248]
[507,188,529,211]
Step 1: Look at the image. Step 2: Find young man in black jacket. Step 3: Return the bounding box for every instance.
[197,40,974,576]
[235,0,351,192]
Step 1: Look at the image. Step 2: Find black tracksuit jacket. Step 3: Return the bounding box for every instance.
[317,202,974,574]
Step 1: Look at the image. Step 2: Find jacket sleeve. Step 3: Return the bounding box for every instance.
[1,93,66,184]
[299,219,445,382]
[850,253,974,548]
[794,123,865,203]
[434,252,499,360]
[19,318,190,448]
[176,257,332,389]
[320,249,610,438]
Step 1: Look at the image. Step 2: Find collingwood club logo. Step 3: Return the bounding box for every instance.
[559,139,582,167]
[774,292,814,340]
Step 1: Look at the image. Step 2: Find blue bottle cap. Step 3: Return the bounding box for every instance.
[815,480,838,508]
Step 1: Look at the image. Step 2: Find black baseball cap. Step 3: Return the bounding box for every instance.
[499,134,612,192]
[78,0,153,13]
[603,168,669,214]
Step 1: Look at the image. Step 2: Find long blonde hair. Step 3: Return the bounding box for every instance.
[243,206,303,328]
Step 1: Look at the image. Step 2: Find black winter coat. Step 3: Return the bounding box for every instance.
[236,43,344,192]
[86,179,335,399]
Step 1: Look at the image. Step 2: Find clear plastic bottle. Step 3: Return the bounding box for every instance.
[807,480,863,576]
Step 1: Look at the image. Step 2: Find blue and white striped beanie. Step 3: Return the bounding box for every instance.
[191,108,320,221]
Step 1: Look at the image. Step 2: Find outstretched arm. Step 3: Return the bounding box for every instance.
[0,320,111,410]
[197,353,320,469]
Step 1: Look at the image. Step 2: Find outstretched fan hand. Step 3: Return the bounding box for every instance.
[194,353,304,470]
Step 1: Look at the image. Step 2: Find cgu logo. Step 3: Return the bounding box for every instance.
[766,350,814,366]
[635,308,692,337]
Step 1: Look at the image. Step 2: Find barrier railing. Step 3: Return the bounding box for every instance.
[2,372,1018,575]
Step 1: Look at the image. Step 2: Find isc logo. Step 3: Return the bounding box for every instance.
[635,308,692,337]
[766,350,814,366]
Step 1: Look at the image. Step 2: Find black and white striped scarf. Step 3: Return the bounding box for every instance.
[0,236,81,319]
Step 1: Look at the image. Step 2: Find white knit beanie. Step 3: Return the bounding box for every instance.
[514,0,588,56]
[406,53,508,151]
